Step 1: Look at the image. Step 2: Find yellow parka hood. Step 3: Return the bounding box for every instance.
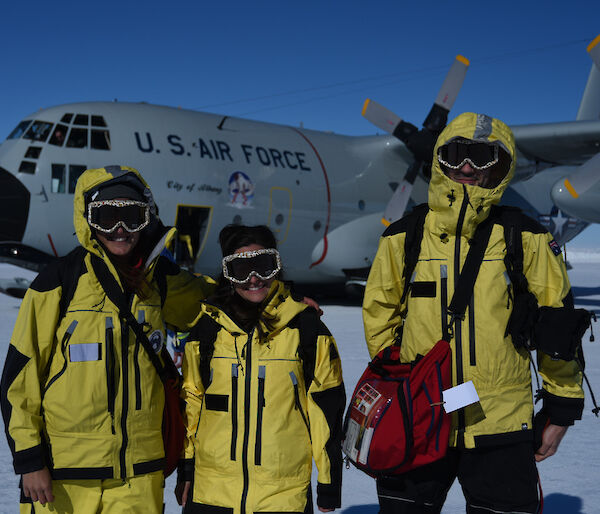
[428,112,516,238]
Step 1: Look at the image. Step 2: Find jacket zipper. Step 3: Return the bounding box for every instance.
[230,363,238,461]
[134,311,143,410]
[454,189,469,442]
[240,330,253,514]
[469,295,476,366]
[290,371,310,434]
[254,365,266,465]
[118,295,134,480]
[43,320,78,393]
[105,318,116,434]
[440,265,448,340]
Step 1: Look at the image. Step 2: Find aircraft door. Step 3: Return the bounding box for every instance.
[174,205,212,271]
[268,186,292,243]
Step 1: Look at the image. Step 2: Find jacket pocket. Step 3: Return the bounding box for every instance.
[289,371,310,435]
[255,365,266,465]
[230,363,238,461]
[105,317,116,433]
[44,320,78,394]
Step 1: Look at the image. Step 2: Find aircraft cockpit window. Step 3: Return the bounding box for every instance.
[91,115,107,127]
[73,114,89,126]
[61,113,73,123]
[23,121,54,142]
[66,128,87,148]
[51,164,66,193]
[91,129,111,150]
[68,164,86,193]
[19,161,36,174]
[7,120,32,140]
[25,146,42,159]
[48,124,69,146]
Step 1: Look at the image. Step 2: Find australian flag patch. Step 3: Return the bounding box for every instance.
[549,239,562,256]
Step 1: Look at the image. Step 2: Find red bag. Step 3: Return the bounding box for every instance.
[342,340,452,477]
[162,375,186,477]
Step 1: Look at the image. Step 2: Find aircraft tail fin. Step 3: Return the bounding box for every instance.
[576,35,600,121]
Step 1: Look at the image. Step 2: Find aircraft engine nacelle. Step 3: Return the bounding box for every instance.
[310,212,384,280]
[551,153,600,223]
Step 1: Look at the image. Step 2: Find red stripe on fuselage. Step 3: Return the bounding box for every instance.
[290,128,331,268]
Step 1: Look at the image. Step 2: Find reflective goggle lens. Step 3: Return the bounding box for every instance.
[88,200,150,233]
[438,141,499,170]
[222,249,281,284]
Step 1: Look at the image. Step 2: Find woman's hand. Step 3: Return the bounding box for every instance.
[175,480,192,506]
[535,424,568,462]
[22,467,54,505]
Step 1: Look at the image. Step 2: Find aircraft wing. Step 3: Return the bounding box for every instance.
[512,120,600,165]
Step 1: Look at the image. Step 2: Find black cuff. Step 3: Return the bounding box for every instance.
[176,458,194,483]
[542,390,584,426]
[317,482,342,509]
[14,444,46,475]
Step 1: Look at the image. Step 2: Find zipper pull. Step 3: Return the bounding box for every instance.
[344,456,350,469]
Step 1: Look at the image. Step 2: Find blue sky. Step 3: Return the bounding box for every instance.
[1,0,599,247]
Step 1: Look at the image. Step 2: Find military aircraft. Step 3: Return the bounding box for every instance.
[0,35,598,294]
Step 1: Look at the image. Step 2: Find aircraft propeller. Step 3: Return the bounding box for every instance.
[550,35,600,220]
[362,55,470,226]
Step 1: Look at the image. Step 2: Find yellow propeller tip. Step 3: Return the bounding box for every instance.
[588,34,600,53]
[362,99,371,116]
[564,179,579,199]
[456,55,470,66]
[381,217,391,227]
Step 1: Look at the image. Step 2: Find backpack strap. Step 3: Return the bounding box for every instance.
[192,315,221,391]
[399,204,429,305]
[288,308,321,392]
[57,246,88,323]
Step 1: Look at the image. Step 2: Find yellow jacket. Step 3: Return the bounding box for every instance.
[182,281,345,513]
[1,165,214,479]
[363,113,584,448]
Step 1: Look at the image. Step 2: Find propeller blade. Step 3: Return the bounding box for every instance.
[362,98,403,135]
[382,161,422,226]
[424,55,470,133]
[589,34,600,70]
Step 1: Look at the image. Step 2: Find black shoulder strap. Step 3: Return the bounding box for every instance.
[499,206,528,294]
[89,254,175,384]
[58,246,88,323]
[153,255,169,308]
[447,208,498,327]
[193,315,220,391]
[400,204,429,305]
[297,309,319,392]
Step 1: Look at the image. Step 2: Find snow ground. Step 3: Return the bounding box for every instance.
[0,256,598,513]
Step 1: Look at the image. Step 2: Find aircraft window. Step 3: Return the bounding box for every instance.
[23,121,54,142]
[66,128,88,148]
[68,165,87,193]
[48,124,68,147]
[19,161,36,174]
[73,114,89,126]
[61,113,73,123]
[7,120,32,139]
[25,146,42,159]
[51,164,66,193]
[91,115,107,127]
[91,129,111,150]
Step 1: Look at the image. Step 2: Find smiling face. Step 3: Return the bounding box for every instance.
[232,244,275,304]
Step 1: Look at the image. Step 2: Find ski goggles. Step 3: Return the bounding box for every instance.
[222,248,282,284]
[437,140,499,171]
[87,199,150,233]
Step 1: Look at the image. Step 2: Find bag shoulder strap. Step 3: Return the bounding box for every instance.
[190,315,221,391]
[498,205,528,294]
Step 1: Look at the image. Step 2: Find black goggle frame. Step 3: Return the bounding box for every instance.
[437,140,500,171]
[88,199,150,233]
[222,248,282,285]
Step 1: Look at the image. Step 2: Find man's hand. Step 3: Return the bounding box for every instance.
[23,467,54,505]
[302,296,323,316]
[535,424,568,462]
[318,507,335,512]
[175,481,191,506]
[172,351,184,368]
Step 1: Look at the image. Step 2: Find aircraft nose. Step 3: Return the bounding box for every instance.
[0,166,30,242]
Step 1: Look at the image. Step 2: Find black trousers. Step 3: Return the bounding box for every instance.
[377,442,540,514]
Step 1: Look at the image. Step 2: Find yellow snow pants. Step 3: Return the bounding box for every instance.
[19,470,164,513]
